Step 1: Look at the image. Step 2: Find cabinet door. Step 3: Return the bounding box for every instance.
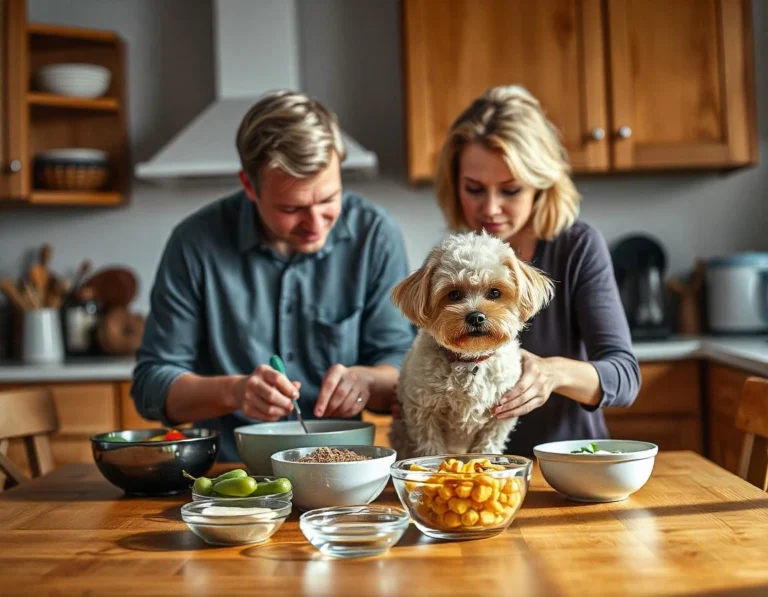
[607,0,757,170]
[0,0,29,200]
[403,0,609,183]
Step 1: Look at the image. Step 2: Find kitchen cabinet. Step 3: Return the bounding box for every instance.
[0,0,129,207]
[604,361,703,453]
[707,363,755,475]
[0,0,28,200]
[402,0,757,183]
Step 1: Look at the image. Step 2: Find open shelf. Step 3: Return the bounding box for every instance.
[28,92,118,112]
[29,191,123,206]
[27,23,118,44]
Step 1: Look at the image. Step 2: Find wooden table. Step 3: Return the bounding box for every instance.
[1,451,767,597]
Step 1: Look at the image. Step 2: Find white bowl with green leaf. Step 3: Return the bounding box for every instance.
[533,439,658,503]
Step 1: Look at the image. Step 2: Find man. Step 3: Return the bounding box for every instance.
[131,90,414,460]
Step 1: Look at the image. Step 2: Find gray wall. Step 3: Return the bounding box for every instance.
[0,0,766,316]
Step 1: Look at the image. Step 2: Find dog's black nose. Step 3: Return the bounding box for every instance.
[466,311,486,326]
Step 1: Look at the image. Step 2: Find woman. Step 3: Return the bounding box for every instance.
[432,85,640,456]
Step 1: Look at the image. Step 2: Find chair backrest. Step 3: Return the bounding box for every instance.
[0,389,59,488]
[736,377,768,492]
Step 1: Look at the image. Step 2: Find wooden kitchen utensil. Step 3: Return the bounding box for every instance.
[44,276,71,309]
[19,279,41,310]
[0,279,29,311]
[70,260,93,295]
[667,259,705,335]
[81,267,137,308]
[27,244,52,307]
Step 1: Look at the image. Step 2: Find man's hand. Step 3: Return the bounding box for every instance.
[315,364,373,418]
[234,364,301,422]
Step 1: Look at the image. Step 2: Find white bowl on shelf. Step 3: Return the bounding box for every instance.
[35,63,111,98]
[533,439,658,503]
[35,148,109,165]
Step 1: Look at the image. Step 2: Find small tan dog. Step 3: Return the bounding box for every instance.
[389,232,554,457]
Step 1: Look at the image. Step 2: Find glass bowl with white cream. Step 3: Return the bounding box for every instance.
[181,497,291,546]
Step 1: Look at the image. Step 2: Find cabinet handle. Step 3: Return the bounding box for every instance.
[617,126,633,139]
[8,159,22,173]
[590,127,605,141]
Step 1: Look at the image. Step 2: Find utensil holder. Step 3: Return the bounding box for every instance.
[22,308,64,364]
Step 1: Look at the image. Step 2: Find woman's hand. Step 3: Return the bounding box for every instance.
[493,349,559,419]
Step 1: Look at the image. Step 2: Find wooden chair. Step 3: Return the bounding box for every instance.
[736,377,768,492]
[0,389,59,489]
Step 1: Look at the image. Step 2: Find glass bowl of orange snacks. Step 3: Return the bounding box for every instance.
[390,454,532,540]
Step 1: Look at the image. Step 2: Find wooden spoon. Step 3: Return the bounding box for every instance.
[27,244,52,306]
[0,278,29,311]
[19,279,41,310]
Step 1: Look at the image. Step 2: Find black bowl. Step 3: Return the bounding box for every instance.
[90,428,220,496]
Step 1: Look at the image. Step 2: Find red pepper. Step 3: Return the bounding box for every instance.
[163,429,187,441]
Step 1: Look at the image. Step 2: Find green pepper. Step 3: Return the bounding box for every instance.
[182,471,213,495]
[250,477,292,496]
[193,476,213,496]
[212,468,248,484]
[213,476,258,497]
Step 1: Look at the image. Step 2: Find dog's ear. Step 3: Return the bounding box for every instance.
[391,249,439,328]
[503,254,555,322]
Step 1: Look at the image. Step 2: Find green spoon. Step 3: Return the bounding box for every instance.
[270,354,309,434]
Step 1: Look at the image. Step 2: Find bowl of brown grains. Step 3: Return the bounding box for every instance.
[234,421,376,476]
[270,445,397,511]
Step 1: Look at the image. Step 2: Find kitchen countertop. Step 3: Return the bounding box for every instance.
[2,453,767,596]
[0,336,766,383]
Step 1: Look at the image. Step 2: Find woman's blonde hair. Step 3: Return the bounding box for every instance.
[435,85,581,240]
[236,90,346,192]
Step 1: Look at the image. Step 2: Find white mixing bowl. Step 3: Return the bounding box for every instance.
[533,439,658,503]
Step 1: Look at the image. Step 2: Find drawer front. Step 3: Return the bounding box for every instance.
[605,414,703,453]
[50,383,120,435]
[606,361,701,417]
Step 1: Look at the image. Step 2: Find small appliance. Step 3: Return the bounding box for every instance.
[611,234,671,340]
[705,253,768,334]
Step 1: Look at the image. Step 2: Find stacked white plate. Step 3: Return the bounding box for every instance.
[35,63,111,98]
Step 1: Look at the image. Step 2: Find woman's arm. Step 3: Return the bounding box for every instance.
[494,226,640,418]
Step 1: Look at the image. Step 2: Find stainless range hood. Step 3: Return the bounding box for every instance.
[135,0,378,180]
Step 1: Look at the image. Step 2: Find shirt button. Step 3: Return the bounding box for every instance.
[286,304,293,315]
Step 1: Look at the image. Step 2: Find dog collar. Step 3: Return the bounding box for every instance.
[445,351,493,364]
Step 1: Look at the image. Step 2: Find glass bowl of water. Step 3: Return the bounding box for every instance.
[299,505,410,558]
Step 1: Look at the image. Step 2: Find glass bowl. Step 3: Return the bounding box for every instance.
[390,454,532,541]
[299,505,410,558]
[181,497,291,546]
[191,475,293,503]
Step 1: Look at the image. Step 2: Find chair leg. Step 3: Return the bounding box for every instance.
[0,440,7,491]
[25,435,55,477]
[0,452,27,488]
[745,435,768,492]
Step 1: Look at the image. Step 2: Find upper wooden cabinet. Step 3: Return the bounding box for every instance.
[0,0,129,207]
[402,0,758,183]
[0,0,29,200]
